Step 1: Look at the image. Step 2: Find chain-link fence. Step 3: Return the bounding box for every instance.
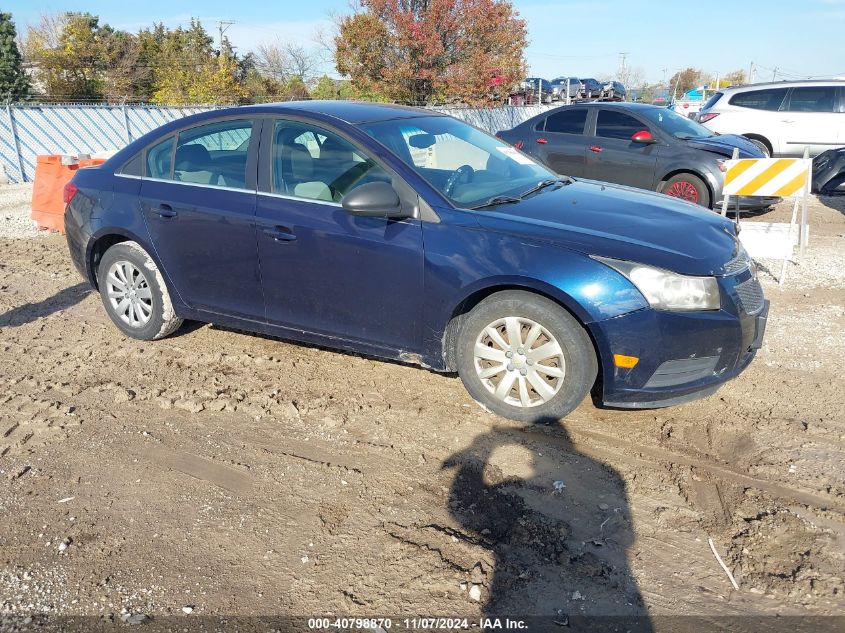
[0,102,555,183]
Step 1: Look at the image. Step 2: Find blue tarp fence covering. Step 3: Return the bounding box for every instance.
[0,103,554,183]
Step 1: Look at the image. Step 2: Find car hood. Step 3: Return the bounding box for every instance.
[471,179,739,276]
[684,134,762,158]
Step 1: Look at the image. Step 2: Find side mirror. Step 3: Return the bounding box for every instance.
[632,130,656,144]
[342,181,405,218]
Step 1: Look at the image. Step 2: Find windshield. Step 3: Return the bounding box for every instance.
[359,116,555,208]
[639,107,715,140]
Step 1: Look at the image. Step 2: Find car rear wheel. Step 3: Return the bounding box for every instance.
[660,173,711,208]
[456,290,597,423]
[98,241,183,341]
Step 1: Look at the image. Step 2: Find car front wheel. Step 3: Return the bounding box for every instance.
[456,290,597,423]
[98,241,183,341]
[660,173,711,208]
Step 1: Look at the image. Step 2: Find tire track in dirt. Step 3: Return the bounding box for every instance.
[511,420,845,515]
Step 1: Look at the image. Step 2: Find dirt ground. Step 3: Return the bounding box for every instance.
[0,187,843,630]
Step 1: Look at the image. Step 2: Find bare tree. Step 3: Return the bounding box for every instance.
[618,65,645,90]
[255,40,320,84]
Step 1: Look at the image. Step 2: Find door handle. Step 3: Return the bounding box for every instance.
[263,226,297,242]
[780,119,794,123]
[536,138,548,144]
[590,146,603,153]
[155,204,177,218]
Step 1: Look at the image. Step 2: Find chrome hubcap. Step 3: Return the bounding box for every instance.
[105,260,153,328]
[473,316,566,408]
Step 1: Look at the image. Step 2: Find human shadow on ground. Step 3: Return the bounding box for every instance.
[0,282,90,328]
[442,423,652,632]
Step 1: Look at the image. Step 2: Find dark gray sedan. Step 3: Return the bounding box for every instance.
[498,103,779,209]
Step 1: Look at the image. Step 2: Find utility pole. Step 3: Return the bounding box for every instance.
[217,20,235,51]
[748,61,755,84]
[661,67,668,87]
[618,52,629,78]
[772,67,778,81]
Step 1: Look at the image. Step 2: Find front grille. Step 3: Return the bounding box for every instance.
[735,278,764,314]
[724,252,751,275]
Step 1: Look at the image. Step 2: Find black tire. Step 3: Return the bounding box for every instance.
[744,136,771,157]
[98,241,183,341]
[660,173,711,208]
[455,290,597,423]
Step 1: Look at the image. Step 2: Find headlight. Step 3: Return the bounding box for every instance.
[594,257,721,311]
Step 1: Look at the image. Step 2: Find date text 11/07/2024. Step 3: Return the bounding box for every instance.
[307,617,529,630]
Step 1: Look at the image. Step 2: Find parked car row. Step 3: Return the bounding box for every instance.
[517,76,626,103]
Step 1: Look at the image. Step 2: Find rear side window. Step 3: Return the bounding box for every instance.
[146,136,174,179]
[785,86,838,113]
[545,109,588,134]
[120,152,143,176]
[595,110,646,140]
[728,88,788,111]
[702,92,723,111]
[175,119,254,189]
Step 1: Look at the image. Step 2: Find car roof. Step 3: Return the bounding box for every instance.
[547,102,656,110]
[718,79,845,93]
[232,100,445,125]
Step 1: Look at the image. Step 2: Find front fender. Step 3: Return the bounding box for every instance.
[420,216,647,368]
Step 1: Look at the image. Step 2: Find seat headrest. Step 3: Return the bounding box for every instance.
[175,144,212,171]
[284,142,314,181]
[318,137,353,165]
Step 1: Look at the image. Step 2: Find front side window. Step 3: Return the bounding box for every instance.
[786,87,837,113]
[360,116,554,207]
[729,88,788,111]
[146,136,174,179]
[173,119,254,188]
[545,109,588,135]
[595,110,647,140]
[272,120,390,203]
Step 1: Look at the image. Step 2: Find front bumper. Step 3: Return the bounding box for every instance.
[714,195,781,211]
[591,271,768,409]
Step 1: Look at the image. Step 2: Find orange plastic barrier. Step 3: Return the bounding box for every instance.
[31,155,106,233]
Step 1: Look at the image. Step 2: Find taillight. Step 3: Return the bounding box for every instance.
[698,112,719,124]
[63,182,78,205]
[513,140,524,150]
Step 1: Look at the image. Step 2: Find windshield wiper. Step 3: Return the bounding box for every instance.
[519,177,573,199]
[469,195,522,210]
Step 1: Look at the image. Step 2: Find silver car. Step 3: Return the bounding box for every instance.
[550,77,580,101]
[697,80,845,157]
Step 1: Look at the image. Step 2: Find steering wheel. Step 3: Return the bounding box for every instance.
[444,164,475,197]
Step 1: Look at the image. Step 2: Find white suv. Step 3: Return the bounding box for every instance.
[697,80,845,157]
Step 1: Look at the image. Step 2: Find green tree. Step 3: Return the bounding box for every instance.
[25,13,143,102]
[669,67,704,97]
[0,13,30,99]
[152,20,246,105]
[311,75,357,100]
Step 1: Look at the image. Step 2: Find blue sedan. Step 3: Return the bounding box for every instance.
[64,101,768,422]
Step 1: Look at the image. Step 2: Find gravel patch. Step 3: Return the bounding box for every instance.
[0,184,48,240]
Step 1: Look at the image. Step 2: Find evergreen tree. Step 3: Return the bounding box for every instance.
[0,13,30,100]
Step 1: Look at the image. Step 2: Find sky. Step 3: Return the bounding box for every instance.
[7,0,845,84]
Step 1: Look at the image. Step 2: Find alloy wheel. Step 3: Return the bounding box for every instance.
[105,260,153,328]
[473,316,566,408]
[665,180,700,203]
